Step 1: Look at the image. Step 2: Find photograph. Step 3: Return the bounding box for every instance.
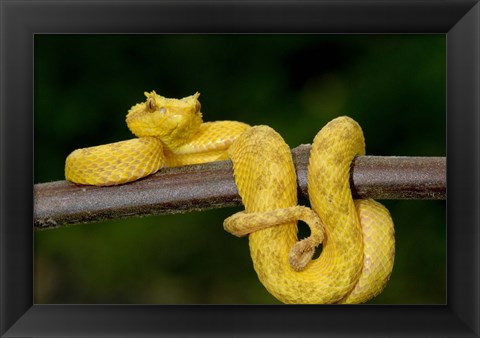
[34,34,446,305]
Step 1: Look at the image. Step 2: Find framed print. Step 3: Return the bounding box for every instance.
[1,1,479,337]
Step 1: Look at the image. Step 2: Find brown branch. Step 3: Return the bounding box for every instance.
[34,145,446,230]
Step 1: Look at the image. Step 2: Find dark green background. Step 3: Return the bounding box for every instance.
[34,35,446,304]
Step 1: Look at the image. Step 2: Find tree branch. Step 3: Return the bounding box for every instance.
[34,145,446,230]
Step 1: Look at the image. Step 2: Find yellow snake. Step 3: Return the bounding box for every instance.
[65,91,395,304]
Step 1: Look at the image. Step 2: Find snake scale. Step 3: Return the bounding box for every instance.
[65,91,395,304]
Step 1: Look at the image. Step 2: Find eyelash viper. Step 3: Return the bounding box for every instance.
[65,91,395,304]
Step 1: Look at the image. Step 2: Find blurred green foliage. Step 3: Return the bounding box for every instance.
[34,34,446,304]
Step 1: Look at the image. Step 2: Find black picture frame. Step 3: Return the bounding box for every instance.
[1,0,479,337]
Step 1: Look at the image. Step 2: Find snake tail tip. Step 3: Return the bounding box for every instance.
[288,239,317,272]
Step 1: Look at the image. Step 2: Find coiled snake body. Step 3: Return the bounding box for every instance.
[65,91,395,304]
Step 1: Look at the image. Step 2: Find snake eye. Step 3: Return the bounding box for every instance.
[146,97,156,112]
[158,107,167,115]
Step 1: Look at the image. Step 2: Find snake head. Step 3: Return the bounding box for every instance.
[126,91,203,149]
